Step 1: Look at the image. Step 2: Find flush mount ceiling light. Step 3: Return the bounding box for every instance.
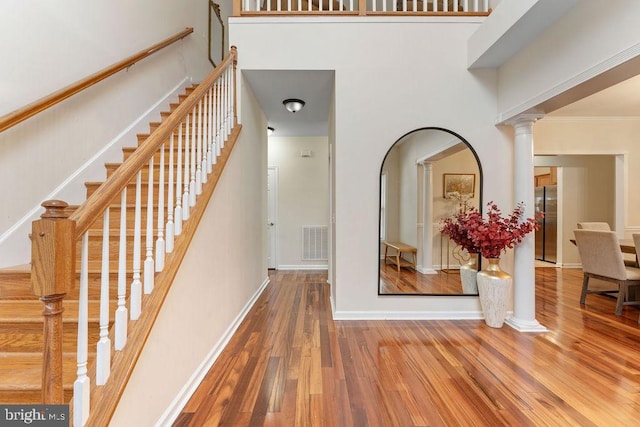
[267,126,275,135]
[283,98,305,113]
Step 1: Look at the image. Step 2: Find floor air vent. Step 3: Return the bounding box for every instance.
[302,226,328,261]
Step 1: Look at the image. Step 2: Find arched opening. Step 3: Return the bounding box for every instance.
[378,127,483,295]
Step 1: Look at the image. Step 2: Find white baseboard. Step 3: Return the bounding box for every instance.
[417,267,439,275]
[560,263,582,269]
[277,264,328,270]
[156,276,270,427]
[332,310,484,320]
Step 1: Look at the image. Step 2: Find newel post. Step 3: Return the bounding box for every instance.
[31,200,76,404]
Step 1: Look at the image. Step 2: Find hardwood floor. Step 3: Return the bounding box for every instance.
[379,261,467,294]
[173,268,640,426]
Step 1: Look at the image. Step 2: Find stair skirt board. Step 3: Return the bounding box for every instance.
[157,276,270,426]
[0,77,191,269]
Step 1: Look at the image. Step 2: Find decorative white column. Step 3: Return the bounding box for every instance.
[421,162,438,274]
[505,113,547,332]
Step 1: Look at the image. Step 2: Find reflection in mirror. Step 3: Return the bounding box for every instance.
[378,128,482,295]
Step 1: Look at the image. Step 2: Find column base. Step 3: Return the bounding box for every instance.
[505,316,548,333]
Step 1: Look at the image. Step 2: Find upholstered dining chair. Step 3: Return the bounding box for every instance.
[578,222,637,266]
[574,229,640,315]
[577,222,611,231]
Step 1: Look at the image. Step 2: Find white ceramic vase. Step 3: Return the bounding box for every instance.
[459,253,478,294]
[476,258,512,328]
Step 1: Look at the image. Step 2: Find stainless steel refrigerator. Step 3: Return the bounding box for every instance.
[535,185,557,263]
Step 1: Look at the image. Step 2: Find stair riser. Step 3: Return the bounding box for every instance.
[0,322,101,353]
[106,163,177,181]
[0,390,74,405]
[122,146,193,162]
[0,274,122,301]
[87,207,160,231]
[86,182,170,205]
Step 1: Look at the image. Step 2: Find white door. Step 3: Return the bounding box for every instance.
[267,168,278,269]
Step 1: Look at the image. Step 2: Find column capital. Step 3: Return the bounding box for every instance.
[505,112,545,129]
[419,161,432,170]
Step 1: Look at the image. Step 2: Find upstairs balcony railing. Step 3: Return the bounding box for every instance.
[234,0,490,15]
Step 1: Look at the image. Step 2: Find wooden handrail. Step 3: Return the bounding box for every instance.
[0,27,194,133]
[32,46,238,414]
[69,46,238,238]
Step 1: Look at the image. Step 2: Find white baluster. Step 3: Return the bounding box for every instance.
[453,0,459,13]
[189,105,197,207]
[74,232,90,427]
[195,100,203,195]
[349,0,353,12]
[483,0,488,12]
[221,73,228,147]
[474,0,478,12]
[175,122,183,234]
[226,67,233,137]
[463,0,468,12]
[115,188,128,350]
[287,0,291,12]
[96,209,111,385]
[216,81,222,157]
[182,112,191,220]
[144,157,155,294]
[209,86,216,168]
[229,66,235,132]
[156,142,166,272]
[166,133,175,252]
[202,93,209,181]
[130,171,143,320]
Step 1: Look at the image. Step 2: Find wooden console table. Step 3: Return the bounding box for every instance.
[383,241,417,272]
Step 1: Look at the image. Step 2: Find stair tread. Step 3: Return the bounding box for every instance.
[0,352,88,389]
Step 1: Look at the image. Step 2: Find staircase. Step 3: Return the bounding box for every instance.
[0,85,200,404]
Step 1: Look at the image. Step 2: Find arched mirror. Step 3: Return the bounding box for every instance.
[378,128,482,295]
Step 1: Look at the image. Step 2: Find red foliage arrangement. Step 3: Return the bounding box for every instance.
[440,201,540,259]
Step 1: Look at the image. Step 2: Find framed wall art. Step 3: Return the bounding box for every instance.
[443,173,475,198]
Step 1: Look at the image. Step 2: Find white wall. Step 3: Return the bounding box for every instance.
[268,136,330,269]
[110,76,268,427]
[231,17,510,317]
[0,0,213,267]
[496,0,640,121]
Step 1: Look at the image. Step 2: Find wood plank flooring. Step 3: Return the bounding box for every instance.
[173,267,640,426]
[379,261,467,295]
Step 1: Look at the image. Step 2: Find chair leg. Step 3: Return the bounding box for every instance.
[615,282,626,315]
[580,274,590,305]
